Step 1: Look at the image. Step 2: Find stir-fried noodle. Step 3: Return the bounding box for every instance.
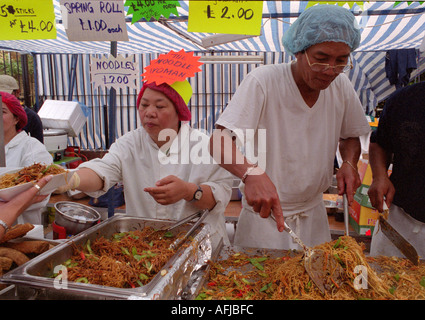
[0,163,65,189]
[57,228,178,288]
[197,236,425,300]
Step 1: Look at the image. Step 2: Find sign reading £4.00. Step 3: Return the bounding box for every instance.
[0,0,56,40]
[188,0,263,36]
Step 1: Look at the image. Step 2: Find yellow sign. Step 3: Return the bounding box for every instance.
[0,0,56,40]
[188,0,263,36]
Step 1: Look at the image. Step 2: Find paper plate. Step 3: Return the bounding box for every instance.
[0,168,75,202]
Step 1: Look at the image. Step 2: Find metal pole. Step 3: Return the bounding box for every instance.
[107,41,118,218]
[108,41,117,148]
[0,95,6,167]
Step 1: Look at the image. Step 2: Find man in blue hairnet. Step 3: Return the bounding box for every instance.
[210,5,371,250]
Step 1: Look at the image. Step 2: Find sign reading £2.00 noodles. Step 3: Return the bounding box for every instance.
[90,55,138,90]
[60,0,128,41]
[0,0,56,40]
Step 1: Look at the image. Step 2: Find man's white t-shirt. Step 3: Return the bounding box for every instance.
[216,63,371,249]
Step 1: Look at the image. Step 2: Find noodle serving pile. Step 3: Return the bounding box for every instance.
[57,227,178,288]
[0,163,65,189]
[197,236,425,300]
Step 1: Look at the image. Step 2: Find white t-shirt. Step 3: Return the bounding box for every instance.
[79,123,233,246]
[217,63,371,214]
[216,63,371,249]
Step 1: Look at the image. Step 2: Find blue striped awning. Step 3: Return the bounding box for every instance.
[0,1,424,55]
[1,1,425,149]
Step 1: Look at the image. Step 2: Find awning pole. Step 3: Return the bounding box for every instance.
[107,41,117,149]
[107,41,118,219]
[0,96,6,167]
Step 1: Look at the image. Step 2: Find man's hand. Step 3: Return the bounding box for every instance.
[368,176,395,212]
[336,161,361,206]
[244,172,285,232]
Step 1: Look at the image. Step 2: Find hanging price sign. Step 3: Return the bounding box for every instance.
[0,0,57,40]
[91,55,138,90]
[188,0,263,36]
[60,0,128,42]
[124,0,181,24]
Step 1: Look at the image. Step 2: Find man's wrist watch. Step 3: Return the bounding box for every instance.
[191,185,203,202]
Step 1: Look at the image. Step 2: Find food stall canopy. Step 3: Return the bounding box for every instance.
[0,1,424,150]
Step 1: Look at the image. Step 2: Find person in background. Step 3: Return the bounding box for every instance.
[56,80,233,248]
[0,175,52,241]
[368,81,425,259]
[2,91,52,224]
[210,5,371,250]
[0,74,44,143]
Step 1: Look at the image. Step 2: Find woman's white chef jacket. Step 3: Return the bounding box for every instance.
[79,123,233,246]
[5,131,53,224]
[216,63,371,250]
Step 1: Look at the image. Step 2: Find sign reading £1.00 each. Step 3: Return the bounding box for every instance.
[90,55,138,90]
[0,0,56,40]
[60,0,128,41]
[188,0,263,36]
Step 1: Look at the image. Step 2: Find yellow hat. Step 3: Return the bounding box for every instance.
[170,80,192,104]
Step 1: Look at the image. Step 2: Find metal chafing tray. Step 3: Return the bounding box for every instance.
[0,215,213,300]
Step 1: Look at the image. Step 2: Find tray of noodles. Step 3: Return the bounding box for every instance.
[0,215,214,300]
[0,163,74,201]
[190,236,425,300]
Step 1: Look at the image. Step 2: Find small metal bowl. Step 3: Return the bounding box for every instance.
[54,201,101,235]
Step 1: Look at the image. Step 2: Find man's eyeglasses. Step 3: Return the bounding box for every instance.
[305,51,353,74]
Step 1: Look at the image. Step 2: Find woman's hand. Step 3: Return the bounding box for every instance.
[144,175,192,205]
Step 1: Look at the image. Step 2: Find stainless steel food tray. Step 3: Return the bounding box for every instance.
[0,215,213,300]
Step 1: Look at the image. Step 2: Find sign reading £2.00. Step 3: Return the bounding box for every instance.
[60,0,128,41]
[188,0,263,36]
[90,55,138,90]
[0,0,56,40]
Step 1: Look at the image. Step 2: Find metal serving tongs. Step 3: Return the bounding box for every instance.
[343,194,350,236]
[169,209,210,250]
[270,214,344,294]
[145,210,205,241]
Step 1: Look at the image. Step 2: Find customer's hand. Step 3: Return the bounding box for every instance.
[0,175,52,240]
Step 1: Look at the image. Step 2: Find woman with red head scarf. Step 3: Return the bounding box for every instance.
[1,91,52,224]
[56,81,233,248]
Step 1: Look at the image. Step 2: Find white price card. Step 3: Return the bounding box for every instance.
[90,55,138,90]
[60,0,128,41]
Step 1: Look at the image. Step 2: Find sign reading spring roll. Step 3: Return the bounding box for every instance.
[142,50,203,85]
[124,0,181,24]
[0,0,57,40]
[60,0,128,41]
[90,55,138,90]
[187,0,263,36]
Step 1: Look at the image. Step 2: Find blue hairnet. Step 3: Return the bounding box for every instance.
[282,5,361,56]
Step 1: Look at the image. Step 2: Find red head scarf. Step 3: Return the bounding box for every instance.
[1,91,27,131]
[136,81,192,121]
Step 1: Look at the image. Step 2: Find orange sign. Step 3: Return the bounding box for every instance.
[141,50,203,85]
